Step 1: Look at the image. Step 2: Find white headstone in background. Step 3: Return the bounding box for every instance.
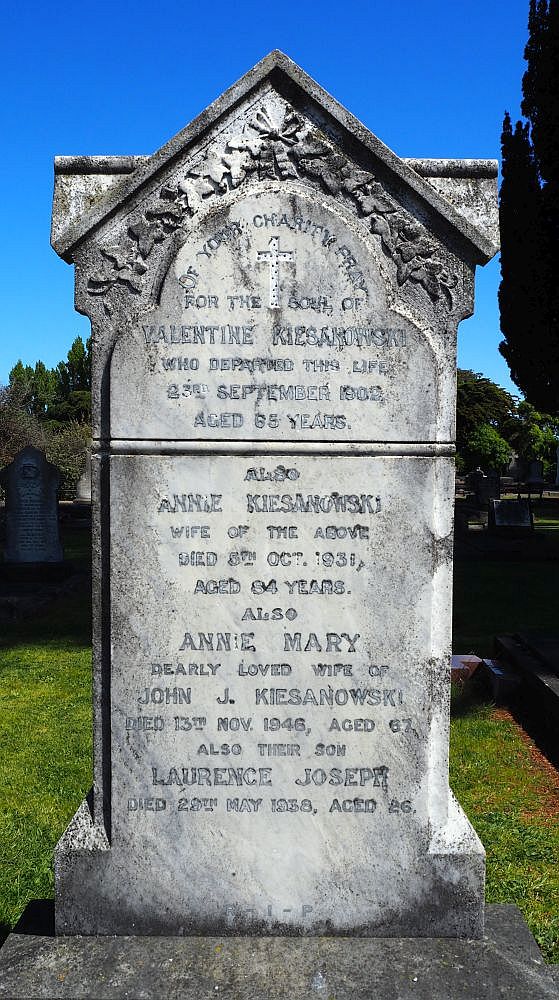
[75,449,92,503]
[51,52,499,938]
[0,446,63,564]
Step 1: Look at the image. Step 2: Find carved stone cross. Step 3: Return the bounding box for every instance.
[256,237,295,308]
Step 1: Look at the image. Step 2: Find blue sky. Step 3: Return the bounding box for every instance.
[1,0,529,394]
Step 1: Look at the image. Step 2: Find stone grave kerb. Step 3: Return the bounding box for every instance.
[51,52,499,938]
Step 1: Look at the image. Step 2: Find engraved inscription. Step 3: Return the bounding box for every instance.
[112,453,431,866]
[109,189,446,443]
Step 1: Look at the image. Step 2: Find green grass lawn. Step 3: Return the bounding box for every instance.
[0,527,92,938]
[450,686,559,962]
[1,518,559,962]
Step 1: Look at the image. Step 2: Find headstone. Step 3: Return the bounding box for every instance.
[50,53,499,938]
[525,459,544,487]
[467,467,500,506]
[467,467,485,494]
[481,470,500,504]
[488,498,533,535]
[0,447,63,564]
[74,449,91,503]
[515,460,545,500]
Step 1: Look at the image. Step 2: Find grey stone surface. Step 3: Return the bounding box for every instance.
[488,499,534,537]
[0,446,63,563]
[74,450,91,503]
[0,906,557,999]
[56,453,484,936]
[51,53,498,937]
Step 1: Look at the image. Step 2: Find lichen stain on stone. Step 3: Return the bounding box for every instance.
[430,531,453,572]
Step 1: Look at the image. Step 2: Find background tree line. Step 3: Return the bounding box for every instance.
[456,368,558,477]
[0,336,91,495]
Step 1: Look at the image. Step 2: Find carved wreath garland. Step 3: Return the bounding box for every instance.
[88,104,457,311]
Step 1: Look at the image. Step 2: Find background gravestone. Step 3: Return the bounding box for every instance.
[0,446,63,564]
[489,498,533,536]
[525,459,545,491]
[74,449,92,504]
[50,52,499,939]
[468,468,500,507]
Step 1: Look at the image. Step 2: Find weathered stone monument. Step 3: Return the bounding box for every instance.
[0,446,63,565]
[50,52,500,938]
[49,52,502,939]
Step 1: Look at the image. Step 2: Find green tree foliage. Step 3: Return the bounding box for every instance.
[504,400,559,478]
[2,336,92,495]
[9,359,58,419]
[499,1,559,414]
[456,369,558,475]
[8,336,91,426]
[465,424,512,473]
[46,422,91,496]
[522,0,559,192]
[456,369,516,458]
[0,383,47,467]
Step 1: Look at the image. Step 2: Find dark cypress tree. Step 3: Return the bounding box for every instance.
[522,0,559,189]
[499,0,559,414]
[498,114,551,404]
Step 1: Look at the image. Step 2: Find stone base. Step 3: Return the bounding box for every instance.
[0,905,557,999]
[54,794,485,937]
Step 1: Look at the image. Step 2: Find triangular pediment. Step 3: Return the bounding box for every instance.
[52,51,498,264]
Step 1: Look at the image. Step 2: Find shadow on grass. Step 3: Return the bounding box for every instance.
[450,676,493,719]
[0,901,55,946]
[452,671,559,776]
[13,900,55,937]
[507,690,559,773]
[0,586,92,652]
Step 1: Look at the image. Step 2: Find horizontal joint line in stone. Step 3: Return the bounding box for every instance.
[95,440,456,457]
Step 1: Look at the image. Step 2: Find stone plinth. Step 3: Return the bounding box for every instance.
[0,906,557,999]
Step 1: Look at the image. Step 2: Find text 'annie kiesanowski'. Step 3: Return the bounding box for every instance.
[156,493,382,515]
